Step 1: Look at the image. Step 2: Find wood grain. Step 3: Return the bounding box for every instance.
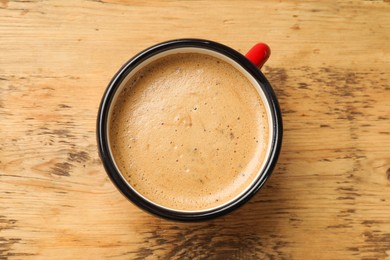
[1,0,389,259]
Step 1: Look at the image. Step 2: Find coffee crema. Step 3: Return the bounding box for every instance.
[109,52,269,211]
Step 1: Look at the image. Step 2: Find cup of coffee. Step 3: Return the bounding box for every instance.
[97,39,282,221]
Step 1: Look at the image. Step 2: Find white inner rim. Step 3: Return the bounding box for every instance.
[107,47,274,213]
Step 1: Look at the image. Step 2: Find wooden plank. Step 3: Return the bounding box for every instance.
[1,0,389,259]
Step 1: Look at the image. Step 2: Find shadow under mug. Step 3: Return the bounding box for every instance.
[97,39,283,221]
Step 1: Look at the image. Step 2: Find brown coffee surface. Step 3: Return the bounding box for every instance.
[109,53,269,211]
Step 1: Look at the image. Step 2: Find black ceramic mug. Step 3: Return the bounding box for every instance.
[97,39,282,221]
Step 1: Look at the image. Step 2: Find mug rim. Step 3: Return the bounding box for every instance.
[97,38,283,221]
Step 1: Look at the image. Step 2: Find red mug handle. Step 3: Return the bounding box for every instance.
[245,43,271,69]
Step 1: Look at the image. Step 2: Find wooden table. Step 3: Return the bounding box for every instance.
[1,0,389,259]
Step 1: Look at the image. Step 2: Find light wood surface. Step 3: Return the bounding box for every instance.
[1,0,389,259]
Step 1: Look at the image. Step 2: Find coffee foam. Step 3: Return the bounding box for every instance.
[109,53,269,211]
